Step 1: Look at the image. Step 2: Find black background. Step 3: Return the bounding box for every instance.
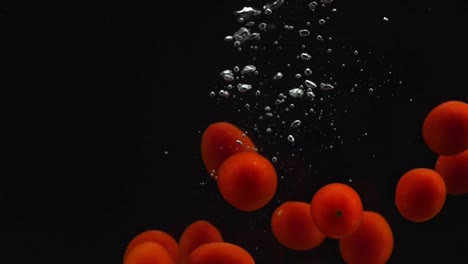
[13,0,468,263]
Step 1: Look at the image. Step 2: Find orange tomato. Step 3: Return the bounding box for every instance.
[271,201,325,251]
[124,230,179,263]
[339,211,393,264]
[201,122,256,177]
[217,151,277,211]
[187,242,255,264]
[309,183,363,239]
[435,149,468,195]
[422,100,468,156]
[179,220,224,264]
[124,241,175,264]
[395,168,446,222]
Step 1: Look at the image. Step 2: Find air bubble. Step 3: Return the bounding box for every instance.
[299,29,311,37]
[305,80,317,89]
[237,83,253,93]
[290,120,302,128]
[289,88,304,98]
[241,65,256,74]
[273,72,283,80]
[300,53,312,60]
[219,90,230,98]
[320,83,335,90]
[220,70,235,81]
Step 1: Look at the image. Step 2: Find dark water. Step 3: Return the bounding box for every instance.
[13,0,468,263]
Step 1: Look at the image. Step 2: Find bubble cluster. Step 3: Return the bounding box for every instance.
[209,0,403,175]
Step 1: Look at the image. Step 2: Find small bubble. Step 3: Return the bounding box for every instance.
[304,68,312,75]
[305,80,317,89]
[246,21,255,27]
[209,91,216,97]
[289,88,304,98]
[290,120,302,128]
[353,50,359,55]
[299,29,311,37]
[237,83,253,93]
[220,69,235,81]
[369,88,374,92]
[241,65,256,74]
[273,72,283,80]
[320,83,334,91]
[308,1,318,10]
[300,53,312,60]
[272,157,277,163]
[318,19,326,25]
[218,90,230,98]
[295,73,302,79]
[316,35,323,41]
[287,135,295,142]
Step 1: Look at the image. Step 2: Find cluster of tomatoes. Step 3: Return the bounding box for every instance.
[122,100,468,263]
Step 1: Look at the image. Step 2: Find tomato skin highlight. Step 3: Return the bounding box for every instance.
[187,242,255,264]
[435,149,468,195]
[217,151,278,211]
[339,211,394,264]
[201,122,256,176]
[124,242,175,264]
[271,201,326,251]
[309,183,363,239]
[178,220,224,264]
[422,100,468,156]
[395,168,446,222]
[124,230,179,263]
